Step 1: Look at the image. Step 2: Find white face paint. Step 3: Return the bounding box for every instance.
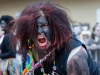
[0,20,6,31]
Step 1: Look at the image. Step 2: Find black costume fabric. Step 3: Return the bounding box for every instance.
[0,34,16,59]
[34,37,100,75]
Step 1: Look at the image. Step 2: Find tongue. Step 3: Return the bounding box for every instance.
[38,38,46,43]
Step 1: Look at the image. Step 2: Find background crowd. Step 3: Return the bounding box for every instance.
[73,22,100,68]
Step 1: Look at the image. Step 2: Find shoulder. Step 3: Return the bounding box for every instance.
[4,33,13,40]
[67,46,87,63]
[4,34,10,38]
[66,46,90,75]
[2,34,12,45]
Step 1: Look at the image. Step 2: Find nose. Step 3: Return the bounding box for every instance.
[0,23,5,27]
[38,27,43,34]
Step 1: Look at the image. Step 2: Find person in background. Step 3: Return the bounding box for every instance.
[0,15,14,46]
[0,15,21,75]
[86,23,100,68]
[12,2,100,75]
[73,25,82,40]
[80,30,91,45]
[0,15,15,59]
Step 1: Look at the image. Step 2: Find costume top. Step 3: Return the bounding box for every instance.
[33,37,100,75]
[0,33,16,59]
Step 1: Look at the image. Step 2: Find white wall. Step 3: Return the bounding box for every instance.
[0,0,100,34]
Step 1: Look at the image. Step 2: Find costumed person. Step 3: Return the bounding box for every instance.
[11,2,100,75]
[0,15,14,46]
[0,15,21,75]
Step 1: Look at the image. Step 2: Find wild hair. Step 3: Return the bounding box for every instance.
[11,2,73,52]
[0,15,14,34]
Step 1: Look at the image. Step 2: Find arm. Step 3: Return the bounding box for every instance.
[86,38,100,50]
[0,34,16,59]
[86,39,92,50]
[97,45,100,50]
[87,42,100,50]
[67,46,90,75]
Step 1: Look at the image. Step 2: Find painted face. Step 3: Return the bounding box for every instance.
[36,16,52,51]
[0,20,6,31]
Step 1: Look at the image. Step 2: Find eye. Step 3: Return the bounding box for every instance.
[42,24,49,28]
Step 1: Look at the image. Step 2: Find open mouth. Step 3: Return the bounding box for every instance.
[37,35,49,50]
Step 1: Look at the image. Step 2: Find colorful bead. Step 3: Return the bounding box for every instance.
[29,46,32,49]
[40,60,57,75]
[29,44,34,49]
[53,66,57,70]
[53,60,55,64]
[24,44,57,75]
[32,44,34,47]
[41,68,44,72]
[23,39,35,74]
[22,68,28,75]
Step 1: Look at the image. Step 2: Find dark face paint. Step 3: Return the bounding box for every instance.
[36,16,52,51]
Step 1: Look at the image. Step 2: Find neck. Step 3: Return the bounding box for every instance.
[95,36,99,42]
[32,47,55,64]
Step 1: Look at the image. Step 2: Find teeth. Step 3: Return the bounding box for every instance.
[40,36,43,39]
[38,36,45,39]
[37,35,47,47]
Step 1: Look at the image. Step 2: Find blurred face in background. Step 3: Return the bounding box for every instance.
[93,26,100,37]
[82,35,89,41]
[74,26,82,35]
[0,20,6,31]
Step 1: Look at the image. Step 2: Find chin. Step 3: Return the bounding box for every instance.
[39,43,50,51]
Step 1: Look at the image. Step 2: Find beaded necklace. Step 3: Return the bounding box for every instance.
[40,60,59,75]
[22,39,59,75]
